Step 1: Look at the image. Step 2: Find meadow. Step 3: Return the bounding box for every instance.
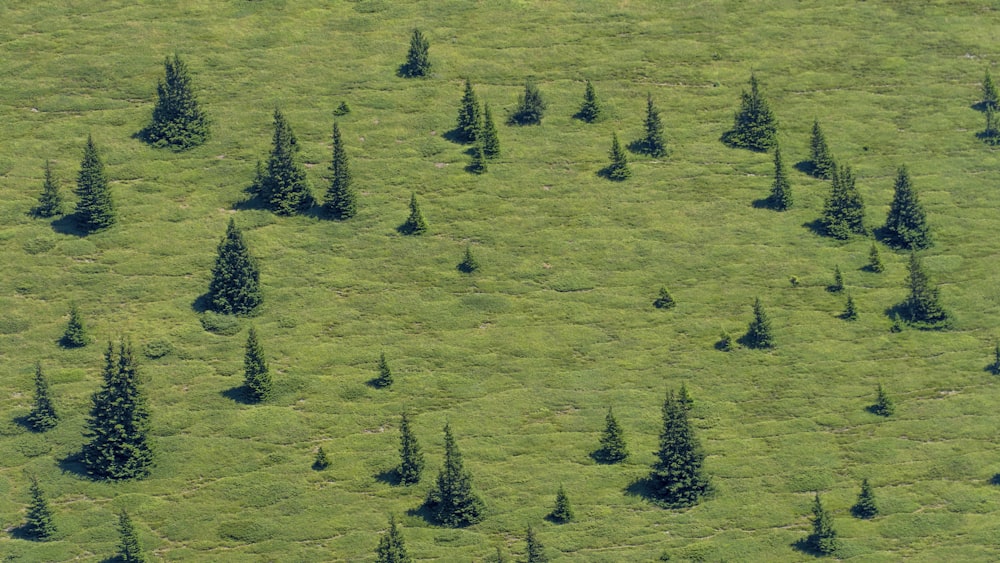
[2,0,1000,560]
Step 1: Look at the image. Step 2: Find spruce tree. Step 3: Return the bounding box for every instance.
[117,510,147,563]
[635,93,667,157]
[650,390,710,508]
[548,485,573,523]
[604,132,631,181]
[882,166,931,250]
[904,252,948,325]
[852,479,878,519]
[821,163,867,239]
[375,515,412,563]
[456,79,481,143]
[244,327,272,402]
[142,54,210,150]
[741,297,774,349]
[261,108,312,215]
[983,69,999,110]
[982,105,1000,145]
[576,80,602,123]
[399,193,428,235]
[82,339,154,480]
[333,101,351,116]
[479,104,500,159]
[27,362,58,431]
[208,218,262,316]
[525,525,548,563]
[23,476,57,541]
[324,121,357,220]
[398,411,425,485]
[867,242,885,273]
[991,342,1000,376]
[313,446,330,470]
[35,160,63,217]
[678,382,694,411]
[724,74,777,151]
[598,406,628,463]
[458,245,480,273]
[468,144,488,175]
[653,286,676,309]
[808,493,838,556]
[75,135,116,233]
[425,423,485,527]
[400,29,431,78]
[871,383,894,416]
[828,265,844,293]
[509,80,546,125]
[61,304,88,348]
[373,351,393,388]
[769,145,792,210]
[842,294,858,321]
[809,120,835,179]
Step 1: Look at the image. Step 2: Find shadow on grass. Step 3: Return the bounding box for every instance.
[794,160,816,176]
[374,468,402,486]
[7,523,45,541]
[971,101,992,112]
[191,293,211,314]
[990,473,1000,485]
[405,501,438,525]
[801,219,828,238]
[366,378,390,389]
[222,386,255,405]
[790,536,824,557]
[623,476,659,503]
[751,197,783,210]
[882,303,951,331]
[595,166,629,182]
[50,214,87,237]
[983,361,1000,375]
[57,453,90,479]
[441,128,467,145]
[589,449,627,465]
[12,414,47,434]
[719,131,769,153]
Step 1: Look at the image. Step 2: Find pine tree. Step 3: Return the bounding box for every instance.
[509,80,546,126]
[400,29,431,78]
[724,74,778,151]
[117,510,147,563]
[678,382,694,411]
[867,242,885,273]
[260,108,312,215]
[769,145,792,210]
[982,105,1000,145]
[75,135,116,233]
[598,406,628,463]
[653,286,676,309]
[399,193,428,235]
[741,297,774,349]
[373,351,393,388]
[142,54,210,150]
[458,245,480,273]
[882,166,931,250]
[525,525,548,563]
[398,411,425,485]
[479,104,500,159]
[82,339,154,480]
[808,493,838,556]
[548,485,573,523]
[828,265,844,293]
[27,362,58,431]
[34,160,63,217]
[842,294,858,321]
[821,163,867,239]
[809,120,836,179]
[333,101,351,116]
[983,69,999,110]
[636,93,667,157]
[324,121,357,220]
[208,218,262,316]
[871,383,894,416]
[61,304,88,348]
[375,515,412,563]
[425,423,485,527]
[244,327,272,402]
[576,80,602,123]
[468,144,488,175]
[604,132,631,181]
[23,476,56,541]
[650,390,711,507]
[904,252,948,325]
[456,79,481,143]
[313,446,330,470]
[852,479,878,519]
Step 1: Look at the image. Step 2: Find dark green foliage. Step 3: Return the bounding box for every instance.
[769,145,792,210]
[842,294,858,321]
[313,447,330,470]
[828,265,844,293]
[634,93,667,157]
[468,144,488,175]
[903,253,948,325]
[548,485,573,523]
[576,80,602,122]
[456,79,481,143]
[852,479,878,519]
[400,29,431,78]
[871,383,894,417]
[604,132,630,181]
[399,193,427,235]
[808,493,839,556]
[398,412,425,485]
[716,329,734,352]
[650,390,710,508]
[981,105,1000,145]
[75,135,116,233]
[458,245,480,273]
[247,159,266,199]
[27,362,58,431]
[61,304,88,348]
[479,104,500,159]
[809,120,835,179]
[82,340,154,480]
[678,383,693,411]
[24,477,56,540]
[508,80,546,126]
[34,160,63,217]
[867,243,885,273]
[375,515,412,563]
[983,69,998,110]
[208,218,262,316]
[260,108,312,215]
[526,525,548,563]
[723,74,777,151]
[244,327,272,402]
[373,351,393,388]
[821,163,867,239]
[598,406,628,463]
[324,122,357,219]
[990,342,1000,375]
[333,101,351,116]
[117,510,147,563]
[882,166,931,250]
[653,287,675,309]
[425,423,485,527]
[142,54,210,151]
[741,297,774,349]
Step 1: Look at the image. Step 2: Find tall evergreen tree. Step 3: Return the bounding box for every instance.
[509,80,546,125]
[208,218,262,316]
[842,293,858,321]
[27,362,58,431]
[983,69,999,110]
[373,351,393,388]
[741,297,774,349]
[82,339,154,480]
[881,166,931,250]
[375,515,412,563]
[982,105,1000,145]
[635,92,667,157]
[769,145,792,210]
[604,132,631,181]
[678,382,694,411]
[808,493,838,556]
[468,144,488,175]
[142,54,210,150]
[650,390,710,507]
[821,163,867,239]
[724,74,777,151]
[548,485,573,523]
[398,411,425,485]
[852,479,878,519]
[455,79,481,143]
[576,80,602,122]
[903,252,948,325]
[61,304,89,348]
[525,525,548,563]
[23,476,57,541]
[867,242,885,273]
[117,510,147,563]
[598,406,628,463]
[399,193,428,235]
[479,104,500,159]
[809,120,836,179]
[425,423,485,527]
[75,135,115,233]
[828,265,844,293]
[870,382,894,417]
[244,327,272,402]
[34,160,63,217]
[400,29,431,78]
[324,121,357,219]
[260,108,312,215]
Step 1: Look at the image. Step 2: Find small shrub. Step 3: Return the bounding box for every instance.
[653,287,675,309]
[142,339,173,359]
[313,447,330,470]
[200,311,241,336]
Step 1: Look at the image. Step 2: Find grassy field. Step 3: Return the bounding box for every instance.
[2,0,1000,560]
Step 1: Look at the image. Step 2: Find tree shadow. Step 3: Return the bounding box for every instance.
[790,536,823,557]
[221,386,255,405]
[752,197,778,210]
[366,377,391,389]
[626,139,648,155]
[374,468,402,486]
[233,193,270,212]
[13,414,45,434]
[405,501,439,526]
[719,130,769,153]
[623,476,657,502]
[57,452,90,479]
[7,523,43,541]
[441,128,467,145]
[595,166,628,182]
[983,361,1000,375]
[794,160,816,176]
[971,101,992,112]
[801,219,828,238]
[974,129,1000,145]
[191,293,212,314]
[589,449,625,465]
[50,214,87,237]
[989,473,1000,485]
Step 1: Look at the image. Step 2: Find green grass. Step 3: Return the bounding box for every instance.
[3,0,1000,560]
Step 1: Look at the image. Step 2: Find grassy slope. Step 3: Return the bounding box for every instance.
[1,0,1000,560]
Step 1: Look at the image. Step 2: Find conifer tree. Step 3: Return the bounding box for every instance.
[398,411,425,485]
[653,286,676,309]
[400,29,431,78]
[509,80,546,125]
[598,406,628,463]
[548,485,573,523]
[82,339,154,480]
[650,390,710,507]
[208,218,262,316]
[809,120,835,179]
[324,121,357,220]
[982,105,1000,145]
[724,74,777,151]
[479,104,500,159]
[881,166,931,250]
[525,525,548,563]
[333,101,351,116]
[399,193,428,235]
[903,252,948,325]
[75,135,115,233]
[27,362,58,431]
[375,515,412,563]
[456,79,481,143]
[458,245,480,273]
[35,160,63,217]
[871,383,894,417]
[468,144,488,175]
[313,446,330,470]
[808,493,838,556]
[828,265,844,293]
[678,382,694,411]
[635,93,667,157]
[741,297,774,349]
[991,342,1000,375]
[604,132,631,181]
[61,304,89,348]
[373,351,393,388]
[576,80,602,123]
[821,163,866,239]
[23,476,56,541]
[842,294,858,321]
[425,423,485,527]
[983,69,999,110]
[244,327,272,402]
[852,479,878,519]
[117,510,147,563]
[867,242,884,273]
[260,108,312,215]
[143,54,210,150]
[769,145,792,210]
